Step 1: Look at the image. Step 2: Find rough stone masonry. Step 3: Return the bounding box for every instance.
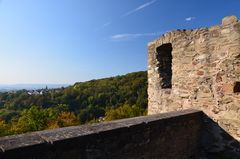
[148,15,240,152]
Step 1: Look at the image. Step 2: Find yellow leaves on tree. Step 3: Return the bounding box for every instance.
[0,119,8,136]
[48,112,79,129]
[105,105,146,121]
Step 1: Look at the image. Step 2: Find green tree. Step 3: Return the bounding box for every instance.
[105,104,146,121]
[11,106,54,133]
[78,105,105,124]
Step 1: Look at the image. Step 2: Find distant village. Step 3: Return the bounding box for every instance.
[0,84,68,93]
[27,86,49,95]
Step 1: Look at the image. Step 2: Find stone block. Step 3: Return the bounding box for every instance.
[222,83,233,94]
[222,15,238,26]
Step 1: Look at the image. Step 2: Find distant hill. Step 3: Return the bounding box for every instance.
[71,71,148,111]
[0,84,69,92]
[0,71,147,125]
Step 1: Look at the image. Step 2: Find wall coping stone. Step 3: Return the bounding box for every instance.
[0,109,202,153]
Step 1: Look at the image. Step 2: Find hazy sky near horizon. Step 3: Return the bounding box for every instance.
[0,0,239,84]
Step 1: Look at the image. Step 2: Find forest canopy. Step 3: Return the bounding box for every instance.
[0,71,147,136]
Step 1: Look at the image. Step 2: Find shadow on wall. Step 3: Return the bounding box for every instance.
[200,114,240,159]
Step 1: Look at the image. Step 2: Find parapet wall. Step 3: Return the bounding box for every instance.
[0,109,202,159]
[148,16,240,150]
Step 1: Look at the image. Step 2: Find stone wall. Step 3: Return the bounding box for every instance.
[148,15,240,153]
[0,109,202,159]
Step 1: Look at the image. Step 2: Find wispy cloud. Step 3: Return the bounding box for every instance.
[121,0,157,17]
[96,1,157,32]
[102,22,111,28]
[110,32,162,41]
[94,22,111,31]
[185,17,196,21]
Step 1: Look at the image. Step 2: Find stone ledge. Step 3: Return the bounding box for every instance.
[0,109,202,153]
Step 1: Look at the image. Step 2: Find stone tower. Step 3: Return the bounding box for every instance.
[148,16,240,144]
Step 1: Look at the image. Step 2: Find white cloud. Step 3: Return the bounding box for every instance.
[94,22,111,31]
[110,32,162,41]
[122,0,157,17]
[185,17,196,21]
[102,22,111,27]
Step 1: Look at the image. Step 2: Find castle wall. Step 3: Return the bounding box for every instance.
[148,16,240,150]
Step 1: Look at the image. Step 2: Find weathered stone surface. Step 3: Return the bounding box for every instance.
[148,15,240,156]
[0,133,45,152]
[222,15,238,26]
[222,83,233,94]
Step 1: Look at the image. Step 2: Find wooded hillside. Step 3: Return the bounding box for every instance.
[0,71,147,136]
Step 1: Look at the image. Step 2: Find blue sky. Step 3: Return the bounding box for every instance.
[0,0,239,84]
